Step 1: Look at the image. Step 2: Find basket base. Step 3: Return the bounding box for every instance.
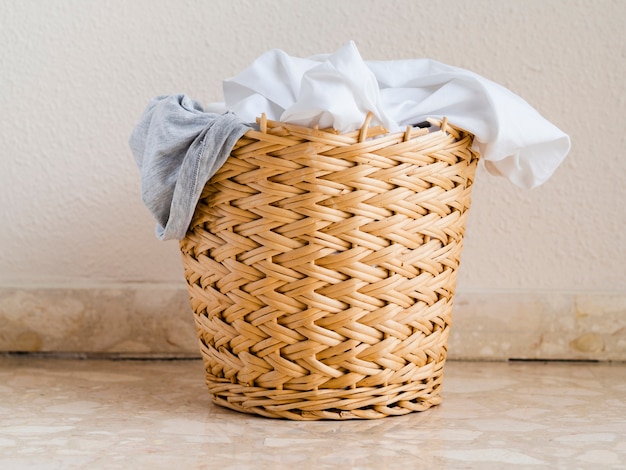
[202,360,446,420]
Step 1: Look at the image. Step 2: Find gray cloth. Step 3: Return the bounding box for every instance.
[129,94,250,240]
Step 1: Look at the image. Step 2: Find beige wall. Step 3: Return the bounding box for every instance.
[1,0,624,358]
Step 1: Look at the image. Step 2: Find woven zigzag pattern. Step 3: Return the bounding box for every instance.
[180,117,479,420]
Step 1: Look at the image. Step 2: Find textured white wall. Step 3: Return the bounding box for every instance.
[1,0,624,295]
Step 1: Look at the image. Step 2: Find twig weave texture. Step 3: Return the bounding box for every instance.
[180,116,479,419]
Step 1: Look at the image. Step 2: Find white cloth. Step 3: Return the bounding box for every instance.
[221,41,570,189]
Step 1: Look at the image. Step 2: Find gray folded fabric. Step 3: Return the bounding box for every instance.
[129,94,250,240]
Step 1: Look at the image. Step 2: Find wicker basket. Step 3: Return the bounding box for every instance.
[180,113,479,420]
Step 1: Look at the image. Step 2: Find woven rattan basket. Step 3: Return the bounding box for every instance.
[180,113,479,420]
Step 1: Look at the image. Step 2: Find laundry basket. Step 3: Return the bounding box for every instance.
[179,112,479,420]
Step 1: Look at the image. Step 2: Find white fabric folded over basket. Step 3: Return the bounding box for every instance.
[220,41,570,189]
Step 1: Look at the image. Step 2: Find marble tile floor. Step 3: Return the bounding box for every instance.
[0,356,624,469]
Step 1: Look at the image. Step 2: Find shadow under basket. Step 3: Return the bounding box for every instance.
[180,113,479,420]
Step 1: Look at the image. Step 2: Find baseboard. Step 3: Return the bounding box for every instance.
[448,290,626,361]
[1,287,624,361]
[0,285,199,357]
